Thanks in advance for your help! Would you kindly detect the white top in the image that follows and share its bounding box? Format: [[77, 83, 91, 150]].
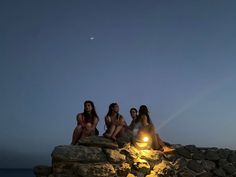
[[133, 121, 143, 136]]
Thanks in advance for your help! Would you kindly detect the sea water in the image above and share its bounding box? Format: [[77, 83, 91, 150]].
[[0, 169, 34, 177]]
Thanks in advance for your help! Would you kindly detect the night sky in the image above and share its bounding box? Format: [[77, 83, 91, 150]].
[[1, 0, 236, 168]]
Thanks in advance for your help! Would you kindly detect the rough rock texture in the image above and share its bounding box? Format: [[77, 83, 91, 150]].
[[34, 136, 236, 177]]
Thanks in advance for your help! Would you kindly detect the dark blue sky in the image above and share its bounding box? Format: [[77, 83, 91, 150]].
[[1, 0, 236, 168]]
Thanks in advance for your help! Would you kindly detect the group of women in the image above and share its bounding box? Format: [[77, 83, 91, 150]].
[[71, 100, 174, 153]]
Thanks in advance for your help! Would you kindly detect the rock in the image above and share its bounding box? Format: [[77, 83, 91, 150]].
[[145, 173, 157, 177], [51, 145, 106, 162], [196, 172, 213, 177], [233, 162, 236, 168], [117, 130, 133, 147], [53, 174, 74, 177], [176, 147, 191, 159], [153, 160, 174, 176], [78, 136, 118, 149], [187, 160, 204, 173], [201, 160, 216, 171], [33, 165, 52, 177], [222, 163, 236, 175], [163, 153, 180, 162], [174, 157, 187, 170], [205, 150, 220, 161], [177, 169, 195, 177], [218, 149, 231, 159], [145, 170, 158, 177], [133, 158, 150, 174], [116, 162, 131, 176], [138, 150, 163, 162], [228, 154, 236, 163], [126, 173, 136, 177], [35, 137, 236, 177], [218, 159, 228, 168], [184, 145, 199, 153], [104, 149, 126, 163], [212, 168, 226, 177], [127, 173, 136, 177], [52, 161, 78, 175], [192, 151, 205, 160], [73, 163, 116, 177]]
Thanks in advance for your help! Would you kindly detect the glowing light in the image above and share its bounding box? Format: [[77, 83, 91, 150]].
[[143, 137, 149, 142]]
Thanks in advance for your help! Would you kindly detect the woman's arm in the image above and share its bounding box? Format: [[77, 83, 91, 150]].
[[119, 115, 127, 127], [105, 116, 111, 127], [91, 117, 99, 130], [76, 114, 85, 127]]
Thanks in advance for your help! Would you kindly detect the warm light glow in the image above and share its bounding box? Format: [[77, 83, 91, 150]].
[[143, 137, 149, 142]]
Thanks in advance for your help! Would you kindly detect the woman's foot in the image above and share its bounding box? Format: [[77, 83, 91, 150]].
[[111, 136, 117, 142], [163, 146, 175, 153]]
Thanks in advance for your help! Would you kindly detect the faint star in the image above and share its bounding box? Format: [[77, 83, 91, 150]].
[[90, 37, 95, 40]]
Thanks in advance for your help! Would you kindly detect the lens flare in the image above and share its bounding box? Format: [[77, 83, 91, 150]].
[[143, 137, 149, 142]]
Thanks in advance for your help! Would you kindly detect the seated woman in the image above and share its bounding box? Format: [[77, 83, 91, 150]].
[[71, 100, 99, 145], [133, 105, 174, 152], [128, 107, 138, 131], [103, 103, 127, 141]]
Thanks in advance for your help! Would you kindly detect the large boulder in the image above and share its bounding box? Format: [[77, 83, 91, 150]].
[[34, 136, 236, 177], [51, 145, 106, 162], [78, 136, 118, 149]]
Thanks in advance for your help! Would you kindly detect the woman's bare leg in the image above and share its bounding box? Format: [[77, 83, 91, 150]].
[[111, 125, 123, 140], [105, 125, 116, 137], [156, 133, 174, 152], [71, 125, 82, 145], [156, 133, 166, 148]]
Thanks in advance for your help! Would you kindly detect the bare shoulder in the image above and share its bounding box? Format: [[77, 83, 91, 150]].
[[76, 113, 83, 121]]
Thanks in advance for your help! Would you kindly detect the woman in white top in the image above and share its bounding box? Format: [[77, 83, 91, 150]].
[[134, 105, 174, 152]]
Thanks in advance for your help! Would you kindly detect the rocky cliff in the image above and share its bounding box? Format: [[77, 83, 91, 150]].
[[34, 136, 236, 177]]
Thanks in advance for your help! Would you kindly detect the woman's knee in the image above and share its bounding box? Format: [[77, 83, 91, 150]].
[[76, 125, 82, 131]]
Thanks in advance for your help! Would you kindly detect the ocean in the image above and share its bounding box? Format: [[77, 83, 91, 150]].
[[0, 169, 34, 177]]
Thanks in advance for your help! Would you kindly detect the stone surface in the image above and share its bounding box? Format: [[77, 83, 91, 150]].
[[74, 163, 116, 177], [104, 149, 126, 163], [222, 163, 236, 175], [218, 159, 228, 167], [187, 160, 204, 173], [196, 172, 213, 177], [174, 157, 187, 170], [153, 160, 174, 176], [218, 148, 231, 159], [228, 154, 236, 163], [176, 147, 191, 159], [205, 150, 220, 161], [116, 162, 131, 176], [78, 136, 118, 149], [201, 160, 216, 171], [184, 145, 199, 153], [51, 145, 106, 162], [177, 169, 195, 177], [212, 168, 226, 177], [35, 136, 236, 177], [192, 151, 205, 160]]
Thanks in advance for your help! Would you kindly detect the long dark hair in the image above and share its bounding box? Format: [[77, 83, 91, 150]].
[[130, 107, 140, 123], [83, 100, 99, 120], [106, 103, 119, 118], [138, 105, 152, 124]]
